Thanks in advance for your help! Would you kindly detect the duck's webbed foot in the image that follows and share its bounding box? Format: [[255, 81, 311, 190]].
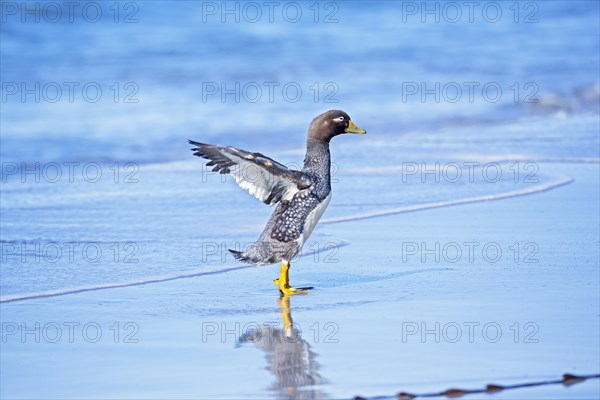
[[273, 261, 313, 296]]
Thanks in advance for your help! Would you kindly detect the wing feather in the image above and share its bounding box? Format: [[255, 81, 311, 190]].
[[189, 140, 311, 205]]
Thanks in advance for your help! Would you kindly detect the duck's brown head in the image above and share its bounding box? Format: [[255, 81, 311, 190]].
[[307, 110, 366, 143]]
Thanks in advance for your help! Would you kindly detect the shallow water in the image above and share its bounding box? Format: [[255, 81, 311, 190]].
[[1, 113, 596, 299], [1, 1, 599, 398], [1, 161, 598, 398]]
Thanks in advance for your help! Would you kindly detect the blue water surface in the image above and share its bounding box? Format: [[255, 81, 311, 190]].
[[1, 2, 600, 399], [1, 1, 598, 163]]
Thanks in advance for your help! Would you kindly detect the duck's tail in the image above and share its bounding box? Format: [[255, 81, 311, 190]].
[[228, 247, 277, 266], [228, 249, 253, 263]]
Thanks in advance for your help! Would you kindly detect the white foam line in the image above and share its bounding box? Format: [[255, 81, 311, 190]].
[[0, 241, 350, 304], [471, 157, 599, 164], [345, 158, 599, 175], [1, 176, 573, 304], [0, 265, 252, 304], [321, 175, 574, 225]]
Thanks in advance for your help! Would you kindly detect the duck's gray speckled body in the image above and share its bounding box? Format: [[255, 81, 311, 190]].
[[242, 140, 332, 264]]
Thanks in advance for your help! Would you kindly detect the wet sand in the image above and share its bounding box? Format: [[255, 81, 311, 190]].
[[1, 162, 598, 399]]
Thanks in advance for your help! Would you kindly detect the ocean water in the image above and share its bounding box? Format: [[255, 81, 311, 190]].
[[1, 1, 599, 300], [1, 2, 600, 398], [1, 1, 598, 163]]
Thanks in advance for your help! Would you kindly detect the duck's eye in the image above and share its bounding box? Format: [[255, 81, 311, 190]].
[[336, 116, 345, 122]]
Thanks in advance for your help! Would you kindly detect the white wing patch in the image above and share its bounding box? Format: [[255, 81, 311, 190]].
[[189, 141, 312, 205], [227, 152, 299, 203]]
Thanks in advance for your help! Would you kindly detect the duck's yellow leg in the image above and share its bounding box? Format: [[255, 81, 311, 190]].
[[273, 261, 312, 296]]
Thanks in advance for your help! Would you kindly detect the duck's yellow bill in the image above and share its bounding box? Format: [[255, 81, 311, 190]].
[[345, 120, 366, 134]]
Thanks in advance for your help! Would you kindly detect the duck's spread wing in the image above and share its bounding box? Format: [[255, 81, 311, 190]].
[[189, 140, 312, 205]]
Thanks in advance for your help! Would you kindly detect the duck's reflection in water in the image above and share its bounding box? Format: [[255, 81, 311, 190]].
[[238, 296, 325, 399]]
